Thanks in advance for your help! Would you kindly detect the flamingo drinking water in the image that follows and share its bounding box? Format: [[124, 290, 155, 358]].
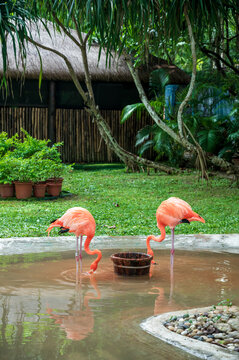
[[47, 207, 102, 274], [146, 197, 205, 263]]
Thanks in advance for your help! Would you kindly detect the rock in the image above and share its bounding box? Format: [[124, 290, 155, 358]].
[[228, 331, 239, 338], [228, 318, 239, 331], [214, 333, 226, 339], [206, 338, 213, 343], [215, 323, 232, 333], [181, 330, 189, 336], [168, 326, 175, 331]]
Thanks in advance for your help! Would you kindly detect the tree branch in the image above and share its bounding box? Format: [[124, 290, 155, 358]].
[[177, 6, 196, 139], [200, 46, 239, 75]]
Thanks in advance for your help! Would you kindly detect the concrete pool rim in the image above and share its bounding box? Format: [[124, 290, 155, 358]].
[[141, 306, 239, 360], [0, 233, 239, 256]]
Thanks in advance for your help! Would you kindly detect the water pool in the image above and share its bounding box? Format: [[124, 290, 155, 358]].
[[0, 249, 238, 360]]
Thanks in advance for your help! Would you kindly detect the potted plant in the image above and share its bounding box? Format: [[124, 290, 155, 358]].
[[46, 161, 71, 197], [12, 158, 37, 199], [32, 158, 54, 198], [0, 157, 15, 198]]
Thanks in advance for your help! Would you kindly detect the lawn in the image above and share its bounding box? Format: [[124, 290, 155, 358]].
[[0, 164, 239, 238]]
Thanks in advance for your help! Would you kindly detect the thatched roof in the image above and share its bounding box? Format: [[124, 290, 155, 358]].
[[0, 22, 190, 84], [0, 22, 138, 82]]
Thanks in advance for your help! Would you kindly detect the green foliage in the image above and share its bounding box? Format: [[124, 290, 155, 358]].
[[217, 299, 233, 308], [135, 123, 184, 166], [10, 129, 51, 158], [45, 160, 73, 180], [121, 92, 184, 166], [11, 157, 37, 182], [0, 130, 66, 183], [0, 157, 18, 184], [0, 132, 19, 158]]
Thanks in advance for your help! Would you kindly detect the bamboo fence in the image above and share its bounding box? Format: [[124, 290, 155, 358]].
[[0, 106, 154, 162]]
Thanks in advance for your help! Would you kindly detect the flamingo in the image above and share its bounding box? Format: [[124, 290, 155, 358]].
[[47, 207, 102, 274], [146, 197, 205, 263]]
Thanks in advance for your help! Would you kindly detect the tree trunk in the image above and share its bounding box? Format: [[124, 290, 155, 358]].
[[27, 31, 175, 174], [125, 19, 239, 177]]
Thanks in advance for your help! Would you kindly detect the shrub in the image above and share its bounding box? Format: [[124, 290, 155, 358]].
[[0, 157, 17, 184]]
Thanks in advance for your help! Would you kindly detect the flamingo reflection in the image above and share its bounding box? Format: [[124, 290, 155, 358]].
[[149, 253, 176, 315], [47, 276, 101, 341]]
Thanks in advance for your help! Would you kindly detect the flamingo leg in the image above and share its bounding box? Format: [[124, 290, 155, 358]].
[[76, 236, 79, 277], [169, 253, 174, 302], [171, 228, 175, 256], [79, 235, 83, 273]]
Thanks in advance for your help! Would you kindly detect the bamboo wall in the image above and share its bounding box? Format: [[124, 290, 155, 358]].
[[0, 106, 153, 163]]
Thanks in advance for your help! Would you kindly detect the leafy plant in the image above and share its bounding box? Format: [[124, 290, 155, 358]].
[[11, 129, 51, 159], [0, 157, 18, 184], [121, 95, 186, 165], [0, 132, 19, 158], [11, 157, 39, 183], [30, 157, 57, 183], [46, 161, 73, 180]]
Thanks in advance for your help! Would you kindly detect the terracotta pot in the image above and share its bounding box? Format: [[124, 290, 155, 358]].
[[46, 178, 63, 197], [33, 183, 47, 198], [0, 183, 14, 198], [111, 252, 153, 276], [14, 182, 33, 199]]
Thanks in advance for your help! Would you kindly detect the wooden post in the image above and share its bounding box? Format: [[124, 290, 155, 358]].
[[48, 81, 56, 144]]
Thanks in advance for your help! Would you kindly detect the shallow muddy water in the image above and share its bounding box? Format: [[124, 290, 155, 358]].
[[0, 249, 238, 360]]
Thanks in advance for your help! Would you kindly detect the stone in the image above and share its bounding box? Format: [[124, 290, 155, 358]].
[[168, 326, 175, 331], [228, 318, 239, 331], [214, 333, 226, 339], [215, 323, 232, 333], [181, 330, 189, 336]]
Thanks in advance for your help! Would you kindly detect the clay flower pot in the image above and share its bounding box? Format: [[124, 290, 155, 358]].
[[14, 182, 33, 199], [0, 183, 14, 198], [46, 178, 63, 197], [111, 252, 153, 276], [33, 182, 47, 198]]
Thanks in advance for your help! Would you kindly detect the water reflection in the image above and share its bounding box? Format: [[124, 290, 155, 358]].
[[0, 250, 238, 360], [46, 276, 101, 341]]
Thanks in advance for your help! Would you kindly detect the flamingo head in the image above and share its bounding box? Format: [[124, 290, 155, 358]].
[[90, 262, 98, 273]]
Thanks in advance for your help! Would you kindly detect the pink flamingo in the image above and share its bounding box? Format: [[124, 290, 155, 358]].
[[47, 207, 102, 274], [146, 197, 205, 263]]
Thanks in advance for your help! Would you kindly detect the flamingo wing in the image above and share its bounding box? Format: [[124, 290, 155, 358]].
[[156, 197, 205, 228]]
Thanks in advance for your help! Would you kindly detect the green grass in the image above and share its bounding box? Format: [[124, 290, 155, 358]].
[[1, 164, 239, 237]]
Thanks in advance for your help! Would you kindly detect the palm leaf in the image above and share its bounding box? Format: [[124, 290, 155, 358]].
[[120, 103, 145, 123]]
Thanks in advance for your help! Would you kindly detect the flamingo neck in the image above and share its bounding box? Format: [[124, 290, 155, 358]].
[[84, 235, 102, 272], [146, 225, 166, 260]]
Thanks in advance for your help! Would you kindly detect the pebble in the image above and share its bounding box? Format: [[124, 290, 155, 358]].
[[164, 306, 239, 353]]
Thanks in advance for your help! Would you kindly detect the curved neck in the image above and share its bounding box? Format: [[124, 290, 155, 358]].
[[84, 235, 102, 265], [146, 225, 166, 257]]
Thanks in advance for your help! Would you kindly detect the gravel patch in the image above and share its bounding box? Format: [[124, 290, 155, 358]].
[[163, 306, 239, 353], [141, 306, 239, 360]]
